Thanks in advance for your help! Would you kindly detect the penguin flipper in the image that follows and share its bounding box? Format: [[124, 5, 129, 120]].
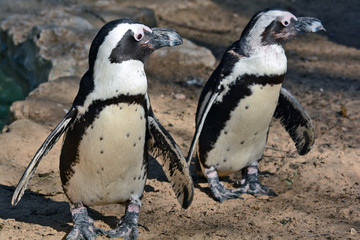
[[186, 90, 220, 165], [186, 47, 245, 165], [11, 107, 77, 206], [147, 107, 194, 209], [273, 88, 315, 155]]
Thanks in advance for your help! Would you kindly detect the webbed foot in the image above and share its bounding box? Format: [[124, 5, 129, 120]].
[[106, 202, 140, 240], [235, 162, 277, 196], [205, 167, 243, 203], [67, 205, 105, 240]]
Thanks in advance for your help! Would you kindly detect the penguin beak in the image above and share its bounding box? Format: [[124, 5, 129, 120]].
[[146, 27, 183, 50], [295, 17, 325, 33]]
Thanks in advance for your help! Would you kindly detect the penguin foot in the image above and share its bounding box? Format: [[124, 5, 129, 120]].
[[209, 180, 243, 203], [235, 180, 277, 196], [67, 206, 105, 240], [106, 203, 140, 240], [235, 164, 277, 196], [205, 167, 243, 203]]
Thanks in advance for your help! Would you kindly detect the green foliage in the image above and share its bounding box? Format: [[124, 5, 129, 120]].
[[0, 70, 25, 129]]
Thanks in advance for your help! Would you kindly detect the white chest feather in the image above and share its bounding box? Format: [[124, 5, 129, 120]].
[[78, 60, 147, 115], [206, 83, 282, 174], [66, 104, 147, 205], [217, 46, 287, 102]]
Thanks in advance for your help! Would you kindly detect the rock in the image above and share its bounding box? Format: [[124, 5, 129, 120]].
[[301, 56, 319, 62], [0, 7, 94, 89], [87, 5, 157, 28], [0, 2, 157, 91], [146, 38, 216, 82], [1, 10, 95, 91], [1, 76, 79, 185], [0, 0, 216, 131], [0, 0, 216, 100], [174, 93, 186, 100], [9, 76, 79, 125]]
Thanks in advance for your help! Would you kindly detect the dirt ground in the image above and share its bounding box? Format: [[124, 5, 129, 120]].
[[0, 0, 360, 239]]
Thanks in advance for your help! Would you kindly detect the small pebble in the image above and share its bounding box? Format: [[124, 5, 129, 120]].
[[174, 93, 186, 100]]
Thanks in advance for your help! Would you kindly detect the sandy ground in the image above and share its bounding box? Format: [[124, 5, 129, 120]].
[[0, 0, 360, 239]]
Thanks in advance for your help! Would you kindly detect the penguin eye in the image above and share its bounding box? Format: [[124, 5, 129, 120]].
[[282, 20, 289, 27], [134, 33, 144, 41]]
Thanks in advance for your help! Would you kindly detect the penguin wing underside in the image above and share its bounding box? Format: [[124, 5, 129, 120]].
[[147, 108, 194, 209], [186, 89, 221, 165], [11, 107, 77, 206], [186, 49, 243, 165], [273, 88, 315, 155]]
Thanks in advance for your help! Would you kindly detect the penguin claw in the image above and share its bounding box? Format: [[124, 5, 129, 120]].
[[106, 223, 138, 240], [207, 174, 243, 202], [106, 217, 138, 240], [67, 206, 105, 240], [205, 167, 243, 202], [106, 204, 140, 240], [212, 187, 243, 203], [235, 180, 278, 197], [66, 224, 105, 240], [233, 163, 278, 197]]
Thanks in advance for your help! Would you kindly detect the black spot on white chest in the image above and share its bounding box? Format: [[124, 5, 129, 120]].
[[202, 83, 282, 172], [79, 103, 147, 163], [61, 99, 148, 205]]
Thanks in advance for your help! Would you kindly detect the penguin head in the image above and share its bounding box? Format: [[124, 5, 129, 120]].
[[88, 19, 182, 70], [73, 19, 183, 105], [240, 9, 324, 52]]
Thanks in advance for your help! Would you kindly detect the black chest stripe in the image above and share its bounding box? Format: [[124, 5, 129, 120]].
[[60, 94, 147, 188], [198, 74, 285, 166]]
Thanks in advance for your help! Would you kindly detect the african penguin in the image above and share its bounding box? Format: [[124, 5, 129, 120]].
[[11, 19, 193, 240], [187, 9, 325, 202]]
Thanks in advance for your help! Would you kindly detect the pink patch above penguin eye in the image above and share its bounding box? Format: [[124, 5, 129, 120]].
[[135, 33, 143, 41], [280, 12, 297, 27], [282, 20, 289, 27]]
